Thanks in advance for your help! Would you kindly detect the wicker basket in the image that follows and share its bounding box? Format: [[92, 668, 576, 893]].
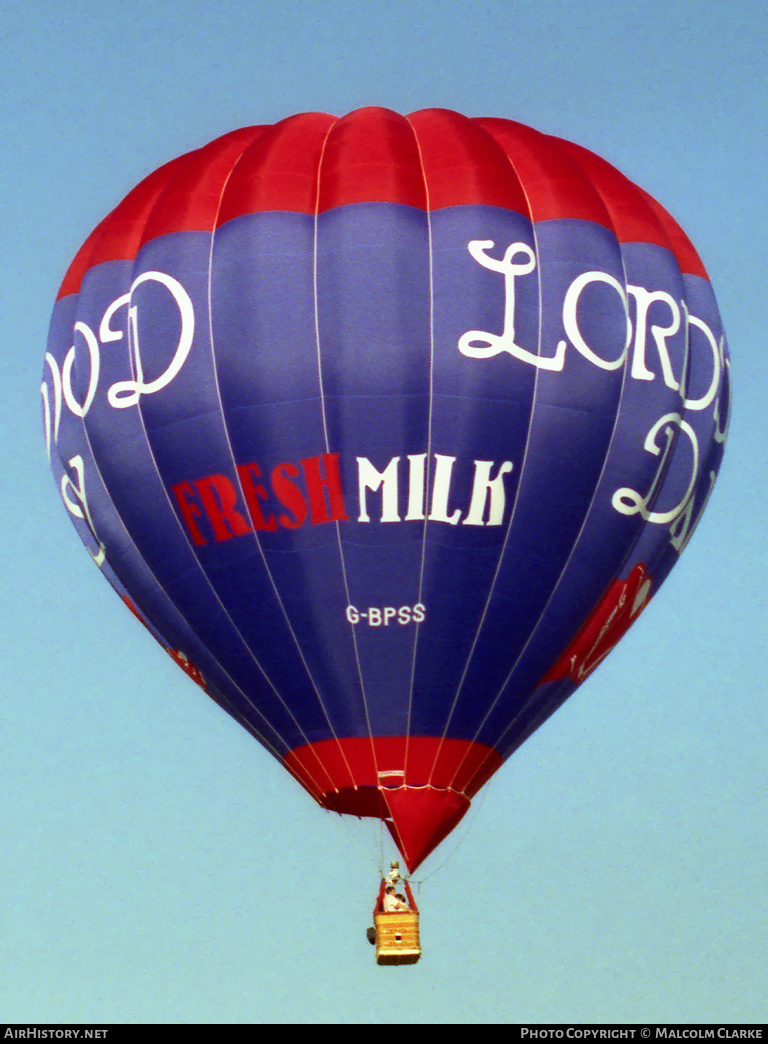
[[374, 911, 421, 965]]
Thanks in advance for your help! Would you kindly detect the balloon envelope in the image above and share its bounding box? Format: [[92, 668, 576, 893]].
[[43, 108, 730, 870]]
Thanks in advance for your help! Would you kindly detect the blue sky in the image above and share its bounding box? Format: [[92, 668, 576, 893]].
[[2, 0, 766, 1025]]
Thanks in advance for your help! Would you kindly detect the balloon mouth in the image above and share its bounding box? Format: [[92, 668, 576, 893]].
[[282, 736, 502, 871], [316, 783, 471, 873]]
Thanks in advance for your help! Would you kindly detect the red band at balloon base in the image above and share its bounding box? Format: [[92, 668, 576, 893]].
[[282, 736, 503, 870]]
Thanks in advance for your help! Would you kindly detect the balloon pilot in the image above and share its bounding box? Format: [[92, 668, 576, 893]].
[[383, 860, 410, 911]]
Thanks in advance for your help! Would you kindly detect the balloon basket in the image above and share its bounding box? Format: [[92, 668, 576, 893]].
[[374, 911, 421, 965]]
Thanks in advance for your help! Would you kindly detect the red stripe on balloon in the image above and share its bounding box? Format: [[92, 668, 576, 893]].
[[56, 108, 712, 300], [317, 107, 426, 211], [216, 112, 336, 223]]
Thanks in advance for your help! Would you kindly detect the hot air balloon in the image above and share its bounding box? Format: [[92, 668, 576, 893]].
[[42, 109, 730, 949]]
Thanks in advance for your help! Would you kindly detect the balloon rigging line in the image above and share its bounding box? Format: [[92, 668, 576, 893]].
[[406, 115, 436, 774], [412, 777, 493, 886]]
